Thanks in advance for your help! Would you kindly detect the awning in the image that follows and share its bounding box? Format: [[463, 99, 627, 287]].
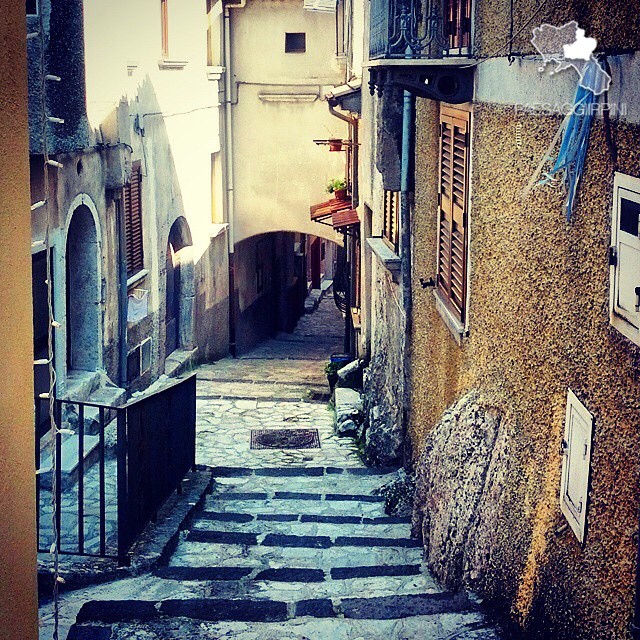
[[310, 197, 359, 230], [326, 80, 362, 115], [310, 197, 352, 222], [332, 208, 359, 229]]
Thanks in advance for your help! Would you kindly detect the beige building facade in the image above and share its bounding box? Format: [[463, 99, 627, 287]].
[[212, 0, 347, 353], [0, 1, 39, 638]]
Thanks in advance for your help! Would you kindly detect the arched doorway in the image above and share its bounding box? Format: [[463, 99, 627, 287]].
[[66, 204, 100, 372], [165, 217, 193, 357]]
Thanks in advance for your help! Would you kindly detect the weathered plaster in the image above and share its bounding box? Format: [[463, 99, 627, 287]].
[[0, 2, 39, 637], [410, 93, 640, 638]]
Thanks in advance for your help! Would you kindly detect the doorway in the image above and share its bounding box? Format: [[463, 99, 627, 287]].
[[165, 217, 193, 357], [65, 204, 100, 372]]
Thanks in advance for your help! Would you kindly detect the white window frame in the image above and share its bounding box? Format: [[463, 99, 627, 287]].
[[27, 0, 39, 16], [560, 389, 594, 545], [610, 172, 640, 347]]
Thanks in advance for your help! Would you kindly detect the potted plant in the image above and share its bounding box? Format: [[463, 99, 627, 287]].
[[328, 138, 344, 152], [326, 177, 348, 201], [325, 353, 351, 391], [325, 360, 342, 392]]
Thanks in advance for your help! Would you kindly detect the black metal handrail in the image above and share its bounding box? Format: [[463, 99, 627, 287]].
[[369, 0, 470, 60], [35, 374, 196, 564]]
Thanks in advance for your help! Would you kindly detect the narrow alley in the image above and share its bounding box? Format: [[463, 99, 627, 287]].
[[39, 296, 505, 640]]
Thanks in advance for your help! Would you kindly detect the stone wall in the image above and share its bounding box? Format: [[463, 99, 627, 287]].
[[412, 392, 525, 605], [409, 95, 640, 638], [362, 262, 405, 466]]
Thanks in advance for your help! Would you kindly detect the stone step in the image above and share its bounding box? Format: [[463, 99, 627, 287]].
[[38, 434, 101, 490], [72, 591, 477, 626], [154, 563, 424, 583], [151, 566, 440, 601], [68, 615, 503, 640], [198, 511, 410, 525], [211, 491, 385, 503], [203, 496, 387, 518], [211, 470, 394, 495], [185, 529, 422, 549], [193, 513, 411, 538], [168, 540, 425, 570]]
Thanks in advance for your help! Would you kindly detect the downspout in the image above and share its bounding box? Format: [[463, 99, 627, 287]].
[[400, 89, 414, 466], [223, 5, 237, 357], [328, 103, 357, 357], [116, 195, 128, 388]]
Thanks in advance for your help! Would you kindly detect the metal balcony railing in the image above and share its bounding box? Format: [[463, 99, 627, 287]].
[[369, 0, 471, 60]]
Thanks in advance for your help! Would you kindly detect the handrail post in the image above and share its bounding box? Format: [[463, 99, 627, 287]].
[[116, 408, 130, 566]]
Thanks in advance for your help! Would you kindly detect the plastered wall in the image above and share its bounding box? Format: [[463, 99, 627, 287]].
[[411, 93, 640, 637], [229, 0, 346, 245], [0, 1, 39, 637]]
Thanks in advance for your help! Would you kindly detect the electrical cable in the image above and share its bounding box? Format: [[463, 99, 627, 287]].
[[35, 7, 64, 638], [462, 0, 553, 68]]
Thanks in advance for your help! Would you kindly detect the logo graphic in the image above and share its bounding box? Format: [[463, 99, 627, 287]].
[[531, 21, 611, 95]]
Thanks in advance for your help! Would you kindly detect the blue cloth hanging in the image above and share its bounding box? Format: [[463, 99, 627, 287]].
[[539, 61, 599, 221]]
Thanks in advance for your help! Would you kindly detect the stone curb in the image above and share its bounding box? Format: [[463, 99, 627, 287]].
[[37, 469, 214, 599]]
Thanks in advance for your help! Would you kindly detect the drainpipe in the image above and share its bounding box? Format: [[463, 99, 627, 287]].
[[328, 103, 357, 356], [223, 5, 237, 356], [400, 89, 414, 465], [116, 195, 128, 388], [633, 521, 640, 639]]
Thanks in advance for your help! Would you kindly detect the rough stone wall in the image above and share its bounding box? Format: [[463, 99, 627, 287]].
[[412, 392, 525, 601], [363, 262, 405, 466], [410, 95, 640, 639], [474, 0, 640, 59]]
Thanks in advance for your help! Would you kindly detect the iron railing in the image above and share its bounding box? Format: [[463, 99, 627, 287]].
[[369, 0, 470, 60], [36, 374, 196, 564]]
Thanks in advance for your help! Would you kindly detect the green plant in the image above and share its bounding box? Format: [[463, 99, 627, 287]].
[[324, 360, 343, 376], [326, 177, 347, 194]]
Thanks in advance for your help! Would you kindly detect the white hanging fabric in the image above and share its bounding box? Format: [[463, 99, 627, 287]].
[[127, 288, 149, 323], [303, 0, 337, 12]]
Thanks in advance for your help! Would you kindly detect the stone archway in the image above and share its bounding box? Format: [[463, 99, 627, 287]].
[[165, 217, 194, 357], [65, 204, 100, 372]]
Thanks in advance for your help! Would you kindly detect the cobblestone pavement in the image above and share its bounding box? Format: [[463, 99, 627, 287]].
[[195, 294, 358, 469], [43, 295, 506, 640]]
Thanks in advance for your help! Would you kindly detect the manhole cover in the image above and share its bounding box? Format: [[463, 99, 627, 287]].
[[250, 429, 321, 450]]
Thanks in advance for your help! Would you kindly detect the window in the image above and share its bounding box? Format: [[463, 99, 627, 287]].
[[123, 162, 144, 277], [26, 0, 38, 15], [610, 172, 640, 346], [560, 390, 594, 544], [436, 105, 470, 326], [382, 190, 400, 253], [161, 0, 169, 59], [445, 0, 471, 51], [285, 33, 306, 53]]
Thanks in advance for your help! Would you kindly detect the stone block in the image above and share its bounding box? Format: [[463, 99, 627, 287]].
[[334, 387, 364, 436], [336, 358, 364, 389]]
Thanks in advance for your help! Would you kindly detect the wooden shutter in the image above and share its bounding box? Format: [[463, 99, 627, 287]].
[[383, 190, 400, 253], [161, 0, 169, 58], [124, 163, 144, 277], [445, 0, 471, 50], [437, 106, 469, 324]]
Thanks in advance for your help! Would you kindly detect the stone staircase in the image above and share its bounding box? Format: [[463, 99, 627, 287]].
[[67, 466, 504, 640]]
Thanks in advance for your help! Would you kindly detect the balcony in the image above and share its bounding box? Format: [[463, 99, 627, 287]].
[[369, 0, 471, 61]]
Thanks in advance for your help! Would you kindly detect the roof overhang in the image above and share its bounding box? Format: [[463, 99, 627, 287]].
[[326, 79, 362, 115]]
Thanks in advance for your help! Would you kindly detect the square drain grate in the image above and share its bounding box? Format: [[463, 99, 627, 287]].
[[250, 428, 321, 450]]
